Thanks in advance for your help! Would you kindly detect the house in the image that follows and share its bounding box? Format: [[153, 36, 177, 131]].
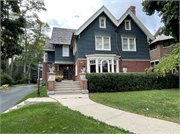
[[149, 27, 175, 67], [41, 5, 154, 83]]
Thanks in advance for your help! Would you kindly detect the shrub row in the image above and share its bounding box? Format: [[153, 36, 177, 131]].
[[86, 73, 179, 92], [1, 73, 14, 86]]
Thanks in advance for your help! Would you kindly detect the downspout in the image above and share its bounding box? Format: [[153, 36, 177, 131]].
[[115, 27, 122, 72]]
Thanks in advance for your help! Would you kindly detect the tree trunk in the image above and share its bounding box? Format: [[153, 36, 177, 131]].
[[10, 56, 14, 75], [6, 58, 9, 74]]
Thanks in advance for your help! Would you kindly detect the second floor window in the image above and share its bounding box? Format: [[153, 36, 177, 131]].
[[99, 17, 106, 28], [63, 45, 69, 57], [122, 37, 136, 51], [125, 20, 131, 30], [95, 36, 111, 51]]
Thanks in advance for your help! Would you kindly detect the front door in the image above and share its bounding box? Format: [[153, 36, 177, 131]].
[[60, 65, 73, 80]]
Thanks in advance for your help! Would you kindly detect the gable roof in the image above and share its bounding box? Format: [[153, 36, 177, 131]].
[[150, 34, 174, 45], [44, 38, 55, 51], [74, 5, 154, 40], [50, 27, 76, 45]]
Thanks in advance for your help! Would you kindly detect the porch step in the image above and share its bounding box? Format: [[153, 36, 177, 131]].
[[54, 90, 82, 94], [54, 81, 82, 95]]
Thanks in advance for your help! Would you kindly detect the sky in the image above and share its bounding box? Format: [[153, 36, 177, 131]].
[[37, 0, 164, 38]]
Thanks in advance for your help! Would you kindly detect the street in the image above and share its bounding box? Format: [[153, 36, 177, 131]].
[[0, 85, 37, 113]]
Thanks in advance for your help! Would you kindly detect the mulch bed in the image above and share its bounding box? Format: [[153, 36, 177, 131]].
[[0, 89, 12, 92]]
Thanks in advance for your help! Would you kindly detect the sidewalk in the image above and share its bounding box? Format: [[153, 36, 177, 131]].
[[49, 94, 180, 134]]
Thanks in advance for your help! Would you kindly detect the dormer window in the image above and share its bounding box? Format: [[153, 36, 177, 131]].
[[125, 20, 131, 30], [99, 17, 106, 28]]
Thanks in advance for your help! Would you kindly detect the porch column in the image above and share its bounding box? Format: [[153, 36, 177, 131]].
[[116, 60, 119, 72], [87, 59, 90, 73], [108, 60, 110, 73], [96, 58, 98, 73], [112, 58, 114, 73]]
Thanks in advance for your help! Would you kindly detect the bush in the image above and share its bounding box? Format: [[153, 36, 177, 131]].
[[40, 81, 47, 86], [86, 73, 179, 93], [1, 73, 14, 86]]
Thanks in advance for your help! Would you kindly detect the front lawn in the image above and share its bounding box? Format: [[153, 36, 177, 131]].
[[89, 89, 179, 123], [15, 86, 48, 105], [1, 103, 132, 133]]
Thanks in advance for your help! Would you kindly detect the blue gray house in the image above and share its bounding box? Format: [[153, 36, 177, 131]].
[[42, 5, 154, 81]]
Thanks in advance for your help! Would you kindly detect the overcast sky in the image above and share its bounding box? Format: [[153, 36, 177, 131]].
[[37, 0, 164, 38]]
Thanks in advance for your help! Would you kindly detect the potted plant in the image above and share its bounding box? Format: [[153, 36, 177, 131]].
[[55, 75, 63, 82], [81, 66, 86, 73], [123, 65, 127, 73], [49, 65, 55, 73]]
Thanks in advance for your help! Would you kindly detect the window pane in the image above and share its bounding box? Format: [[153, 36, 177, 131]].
[[126, 22, 129, 29], [63, 46, 69, 56], [114, 65, 116, 72], [123, 38, 128, 50], [101, 19, 104, 27], [90, 65, 96, 73], [96, 37, 102, 49], [170, 40, 174, 45], [104, 38, 109, 49], [102, 61, 108, 72], [163, 42, 169, 47], [130, 39, 134, 50]]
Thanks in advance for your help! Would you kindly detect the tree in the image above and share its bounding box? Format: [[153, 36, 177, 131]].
[[142, 1, 179, 76], [142, 1, 179, 41]]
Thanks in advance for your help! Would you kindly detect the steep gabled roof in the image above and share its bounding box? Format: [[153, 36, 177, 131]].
[[74, 5, 154, 40], [44, 38, 55, 51], [50, 27, 76, 45]]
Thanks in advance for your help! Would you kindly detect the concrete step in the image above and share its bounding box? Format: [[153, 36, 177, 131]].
[[55, 85, 81, 88], [54, 90, 82, 94], [54, 87, 81, 90], [55, 82, 80, 85], [54, 88, 82, 91]]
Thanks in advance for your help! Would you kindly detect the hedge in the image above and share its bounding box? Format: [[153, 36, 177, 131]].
[[86, 73, 179, 92]]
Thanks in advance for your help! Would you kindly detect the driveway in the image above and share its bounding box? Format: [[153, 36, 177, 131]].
[[0, 85, 37, 113]]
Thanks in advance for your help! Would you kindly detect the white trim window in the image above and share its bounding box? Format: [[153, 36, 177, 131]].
[[95, 36, 111, 51], [99, 17, 106, 28], [125, 20, 131, 30], [122, 37, 136, 51], [63, 45, 69, 57], [44, 52, 48, 62]]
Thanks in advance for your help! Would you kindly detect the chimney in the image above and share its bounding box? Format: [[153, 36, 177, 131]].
[[129, 6, 136, 15]]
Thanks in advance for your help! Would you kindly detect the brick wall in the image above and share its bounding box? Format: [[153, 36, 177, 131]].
[[121, 60, 150, 72], [47, 81, 55, 91], [75, 60, 87, 81]]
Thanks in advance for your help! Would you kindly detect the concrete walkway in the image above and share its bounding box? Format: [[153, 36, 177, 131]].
[[49, 94, 180, 134]]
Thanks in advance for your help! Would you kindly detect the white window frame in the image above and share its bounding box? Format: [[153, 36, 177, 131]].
[[99, 17, 106, 28], [122, 37, 136, 51], [125, 20, 131, 30], [95, 36, 111, 51], [75, 64, 77, 76], [62, 45, 69, 57]]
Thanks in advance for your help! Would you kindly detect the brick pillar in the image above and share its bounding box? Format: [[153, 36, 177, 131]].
[[42, 62, 47, 81], [47, 72, 56, 95], [79, 73, 89, 94]]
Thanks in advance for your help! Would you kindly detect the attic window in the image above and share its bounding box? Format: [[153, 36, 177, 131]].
[[99, 17, 106, 28], [125, 20, 131, 30]]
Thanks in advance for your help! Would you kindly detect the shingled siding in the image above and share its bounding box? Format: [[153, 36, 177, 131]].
[[55, 45, 73, 61], [118, 15, 150, 60], [48, 51, 55, 62], [75, 13, 150, 63], [75, 12, 117, 63]]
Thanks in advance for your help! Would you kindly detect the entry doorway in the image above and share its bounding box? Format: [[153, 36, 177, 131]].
[[59, 65, 73, 80]]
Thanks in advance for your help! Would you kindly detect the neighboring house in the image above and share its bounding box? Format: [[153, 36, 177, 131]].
[[42, 5, 154, 82], [149, 27, 175, 67]]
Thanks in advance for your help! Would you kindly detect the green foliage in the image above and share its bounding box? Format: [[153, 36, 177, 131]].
[[1, 73, 14, 86], [40, 81, 47, 86], [0, 84, 9, 89], [142, 1, 179, 41], [146, 43, 179, 76], [86, 73, 179, 93]]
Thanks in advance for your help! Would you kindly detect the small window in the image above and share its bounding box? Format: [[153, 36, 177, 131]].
[[163, 42, 170, 47], [150, 44, 157, 51], [99, 17, 106, 28], [95, 36, 111, 51], [125, 20, 131, 30], [122, 37, 136, 51], [63, 45, 69, 57]]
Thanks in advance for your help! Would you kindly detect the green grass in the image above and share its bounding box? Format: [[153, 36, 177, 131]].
[[15, 86, 48, 105], [1, 103, 132, 133], [89, 89, 180, 123], [8, 83, 34, 90]]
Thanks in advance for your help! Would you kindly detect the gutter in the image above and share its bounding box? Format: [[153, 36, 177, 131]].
[[115, 27, 122, 72]]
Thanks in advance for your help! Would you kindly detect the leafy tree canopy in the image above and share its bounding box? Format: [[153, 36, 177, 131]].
[[142, 0, 179, 41]]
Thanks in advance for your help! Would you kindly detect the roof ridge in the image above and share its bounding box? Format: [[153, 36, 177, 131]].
[[53, 27, 76, 30]]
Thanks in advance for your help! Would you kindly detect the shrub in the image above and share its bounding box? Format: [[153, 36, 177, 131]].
[[86, 73, 179, 93], [40, 81, 47, 86], [0, 84, 9, 89], [1, 73, 14, 85]]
